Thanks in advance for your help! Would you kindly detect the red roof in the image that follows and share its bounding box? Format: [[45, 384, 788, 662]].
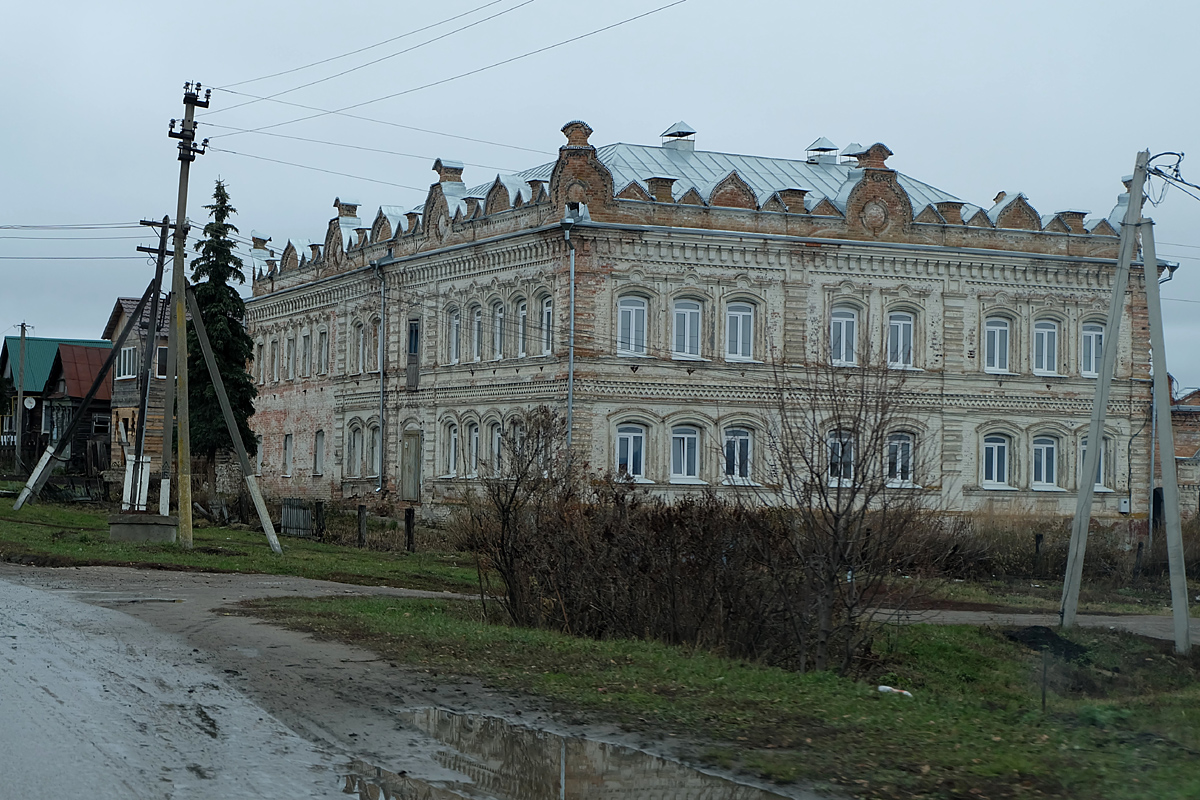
[[56, 344, 112, 402]]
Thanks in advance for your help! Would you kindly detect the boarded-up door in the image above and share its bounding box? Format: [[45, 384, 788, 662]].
[[401, 430, 422, 502]]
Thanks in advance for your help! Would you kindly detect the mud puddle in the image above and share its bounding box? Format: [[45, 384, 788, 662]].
[[342, 707, 789, 799]]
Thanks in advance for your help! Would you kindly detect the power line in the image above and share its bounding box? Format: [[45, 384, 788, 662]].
[[210, 0, 690, 140], [0, 256, 147, 261], [221, 0, 513, 89], [206, 146, 427, 192], [0, 234, 148, 240], [210, 0, 537, 116], [0, 223, 143, 230]]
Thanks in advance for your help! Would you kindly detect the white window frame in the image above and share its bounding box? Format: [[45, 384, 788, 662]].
[[1080, 437, 1108, 490], [830, 307, 857, 367], [1032, 436, 1058, 489], [317, 330, 329, 375], [541, 297, 553, 355], [1081, 323, 1103, 378], [116, 346, 138, 380], [616, 425, 646, 480], [446, 424, 459, 477], [517, 302, 527, 358], [887, 312, 914, 369], [313, 430, 325, 475], [1033, 319, 1058, 375], [984, 318, 1010, 373], [472, 308, 482, 362], [618, 297, 647, 356], [490, 423, 503, 474], [466, 422, 479, 476], [982, 434, 1010, 487], [726, 303, 754, 361], [672, 300, 702, 359], [450, 311, 461, 364], [723, 427, 752, 483], [886, 432, 917, 487], [828, 429, 855, 486], [670, 425, 701, 482], [492, 304, 504, 360]]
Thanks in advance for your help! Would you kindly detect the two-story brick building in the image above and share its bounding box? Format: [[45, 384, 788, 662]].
[[244, 120, 1163, 520]]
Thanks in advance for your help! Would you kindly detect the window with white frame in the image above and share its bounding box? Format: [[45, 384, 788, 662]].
[[887, 432, 915, 486], [317, 330, 329, 374], [984, 318, 1009, 373], [616, 425, 646, 479], [726, 303, 753, 361], [541, 297, 553, 355], [1032, 436, 1057, 488], [517, 302, 527, 357], [492, 303, 504, 359], [830, 307, 857, 366], [828, 430, 855, 484], [982, 434, 1009, 486], [672, 300, 701, 358], [888, 312, 914, 368], [283, 433, 293, 476], [472, 307, 482, 361], [115, 346, 139, 380], [618, 297, 647, 355], [490, 423, 503, 474], [301, 333, 312, 377], [671, 426, 700, 480], [467, 422, 479, 476], [313, 430, 325, 475], [1080, 437, 1106, 489], [1033, 320, 1058, 375], [1081, 323, 1103, 378], [346, 426, 363, 478], [450, 311, 461, 364], [366, 425, 380, 477], [446, 423, 459, 477], [724, 427, 752, 481]]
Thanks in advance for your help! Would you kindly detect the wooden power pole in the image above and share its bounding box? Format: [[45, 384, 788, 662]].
[[167, 82, 209, 549]]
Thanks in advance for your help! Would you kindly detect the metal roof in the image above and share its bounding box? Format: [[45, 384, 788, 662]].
[[1, 336, 111, 395], [102, 297, 171, 340], [51, 343, 112, 401], [661, 121, 696, 138]]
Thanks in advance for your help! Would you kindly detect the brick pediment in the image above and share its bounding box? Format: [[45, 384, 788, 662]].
[[707, 171, 758, 210]]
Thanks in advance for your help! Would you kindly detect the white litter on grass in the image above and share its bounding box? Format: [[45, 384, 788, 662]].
[[878, 685, 914, 698]]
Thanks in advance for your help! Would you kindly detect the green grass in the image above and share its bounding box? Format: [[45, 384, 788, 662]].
[[240, 595, 1200, 799], [935, 577, 1200, 618], [0, 502, 478, 594]]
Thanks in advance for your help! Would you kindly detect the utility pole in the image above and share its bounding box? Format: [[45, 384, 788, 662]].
[[1061, 151, 1147, 628], [15, 322, 26, 474], [167, 82, 209, 548], [131, 217, 172, 512]]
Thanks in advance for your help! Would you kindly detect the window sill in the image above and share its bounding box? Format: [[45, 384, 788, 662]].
[[725, 356, 762, 364], [617, 475, 653, 484], [831, 361, 858, 368], [437, 474, 458, 480], [1032, 371, 1061, 378], [981, 483, 1018, 491], [115, 376, 137, 381], [670, 354, 708, 362], [721, 477, 761, 487], [1032, 485, 1066, 492], [888, 365, 923, 372], [984, 369, 1017, 376], [670, 477, 707, 485], [886, 480, 922, 489], [618, 351, 652, 358], [1093, 486, 1114, 494], [827, 479, 856, 488]]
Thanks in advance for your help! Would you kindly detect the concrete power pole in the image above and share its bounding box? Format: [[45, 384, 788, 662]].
[[15, 322, 26, 474], [167, 82, 209, 549]]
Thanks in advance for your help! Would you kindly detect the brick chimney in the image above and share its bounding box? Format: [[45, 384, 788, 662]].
[[1056, 210, 1089, 234], [852, 143, 893, 170], [334, 197, 360, 218], [433, 158, 464, 183], [776, 188, 809, 213], [405, 212, 420, 233], [646, 176, 677, 203], [936, 201, 965, 225], [561, 120, 593, 148], [308, 243, 322, 261], [527, 179, 547, 201], [250, 231, 271, 250]]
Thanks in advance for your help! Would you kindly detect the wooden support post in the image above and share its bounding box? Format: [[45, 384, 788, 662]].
[[405, 507, 415, 552], [357, 505, 367, 548]]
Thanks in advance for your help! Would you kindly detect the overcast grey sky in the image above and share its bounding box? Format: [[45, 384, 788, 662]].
[[3, 0, 1199, 384]]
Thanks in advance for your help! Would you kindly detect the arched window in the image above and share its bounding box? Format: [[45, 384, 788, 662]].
[[1033, 319, 1058, 375], [1033, 436, 1057, 488], [830, 306, 857, 366], [1080, 437, 1107, 489], [346, 425, 363, 478], [517, 301, 528, 358], [982, 434, 1009, 486], [492, 303, 505, 359], [671, 426, 700, 480], [828, 429, 855, 484], [726, 303, 754, 361], [489, 422, 503, 474], [887, 432, 915, 486], [1082, 323, 1104, 377], [887, 312, 914, 368], [449, 310, 461, 364], [540, 296, 553, 355], [984, 318, 1010, 373], [466, 422, 480, 476], [616, 425, 646, 478], [370, 318, 381, 371], [352, 322, 366, 374], [672, 300, 701, 358], [366, 424, 381, 477], [471, 306, 483, 362], [724, 427, 752, 481], [446, 423, 459, 477], [618, 297, 647, 355]]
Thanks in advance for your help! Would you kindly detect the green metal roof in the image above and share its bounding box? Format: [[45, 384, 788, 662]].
[[1, 336, 111, 394]]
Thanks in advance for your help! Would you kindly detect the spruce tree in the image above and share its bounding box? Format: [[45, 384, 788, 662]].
[[186, 179, 257, 460]]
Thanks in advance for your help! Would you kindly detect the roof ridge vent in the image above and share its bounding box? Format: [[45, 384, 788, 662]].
[[661, 121, 696, 152], [806, 137, 838, 165]]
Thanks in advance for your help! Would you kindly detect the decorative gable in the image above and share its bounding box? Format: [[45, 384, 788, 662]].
[[616, 181, 652, 201], [914, 204, 946, 224], [810, 197, 843, 218], [485, 178, 511, 215], [707, 171, 758, 209], [678, 187, 705, 206]]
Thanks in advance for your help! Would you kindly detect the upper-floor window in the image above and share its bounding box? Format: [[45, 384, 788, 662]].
[[449, 311, 461, 364], [1032, 436, 1057, 488], [673, 300, 701, 358], [616, 424, 646, 479], [116, 346, 138, 380], [492, 303, 505, 359], [541, 297, 553, 355], [472, 307, 482, 362], [830, 307, 857, 366], [155, 346, 168, 379], [671, 426, 700, 480], [301, 333, 312, 377], [888, 312, 914, 369], [371, 318, 382, 371], [352, 322, 366, 374], [984, 318, 1009, 373], [726, 303, 753, 361], [256, 343, 265, 384], [271, 340, 280, 382], [724, 427, 752, 482], [286, 337, 296, 380], [618, 297, 647, 355], [517, 301, 528, 358], [1081, 323, 1103, 378], [982, 434, 1009, 486], [1033, 320, 1058, 375], [317, 330, 329, 374], [828, 430, 855, 484], [887, 432, 915, 486]]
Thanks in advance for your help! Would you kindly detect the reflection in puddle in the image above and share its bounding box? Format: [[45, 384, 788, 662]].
[[342, 708, 789, 799]]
